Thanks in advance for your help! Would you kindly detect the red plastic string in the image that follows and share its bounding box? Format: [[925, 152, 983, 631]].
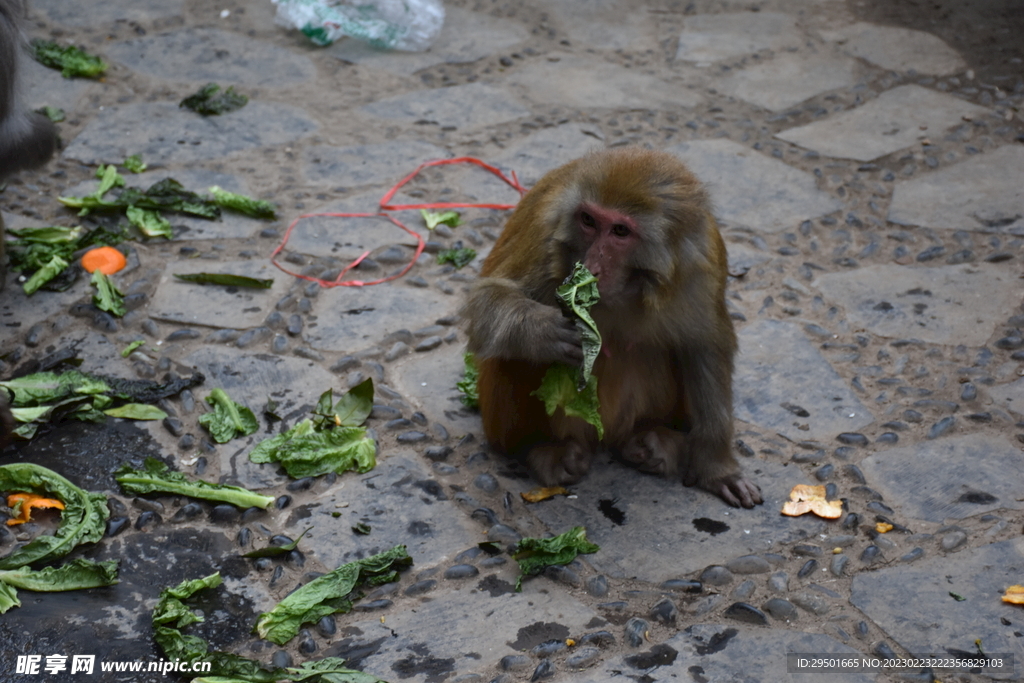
[[270, 212, 424, 288], [379, 156, 527, 211], [271, 157, 527, 289]]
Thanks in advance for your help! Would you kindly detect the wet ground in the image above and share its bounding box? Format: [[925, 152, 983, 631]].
[[2, 0, 1024, 682]]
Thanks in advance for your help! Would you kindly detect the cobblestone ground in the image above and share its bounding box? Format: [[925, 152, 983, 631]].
[[2, 1, 1024, 682]]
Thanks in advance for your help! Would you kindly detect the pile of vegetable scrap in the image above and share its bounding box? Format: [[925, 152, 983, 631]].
[[512, 526, 599, 591], [0, 464, 117, 614], [0, 368, 203, 440]]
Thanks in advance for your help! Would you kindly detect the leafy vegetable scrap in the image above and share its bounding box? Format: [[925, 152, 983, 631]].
[[32, 39, 107, 79], [457, 353, 479, 409], [174, 273, 274, 289], [153, 572, 389, 683], [255, 545, 412, 645], [6, 223, 128, 294], [199, 388, 259, 444], [91, 270, 126, 317], [60, 176, 221, 219], [209, 186, 277, 219], [249, 379, 376, 479], [116, 458, 274, 510], [436, 246, 476, 269], [123, 154, 147, 173], [180, 83, 249, 116], [420, 209, 460, 230], [512, 526, 599, 592]]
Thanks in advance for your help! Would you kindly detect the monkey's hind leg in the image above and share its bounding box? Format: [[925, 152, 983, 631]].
[[619, 426, 685, 478], [525, 440, 592, 486]]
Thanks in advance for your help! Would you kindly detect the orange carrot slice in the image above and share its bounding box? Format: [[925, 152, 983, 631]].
[[81, 246, 126, 275]]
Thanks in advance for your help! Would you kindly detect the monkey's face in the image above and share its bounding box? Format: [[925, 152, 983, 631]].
[[575, 202, 641, 300]]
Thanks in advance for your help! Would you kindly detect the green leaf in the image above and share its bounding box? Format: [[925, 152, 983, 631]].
[[0, 370, 109, 406], [555, 262, 602, 389], [6, 225, 82, 244], [0, 580, 19, 613], [94, 164, 126, 197], [0, 463, 109, 570], [104, 403, 168, 420], [456, 353, 479, 409], [435, 247, 476, 269], [174, 273, 274, 289], [59, 178, 221, 220], [121, 340, 146, 357], [255, 546, 412, 645], [285, 658, 389, 682], [32, 39, 107, 78], [512, 526, 599, 591], [126, 206, 172, 239], [420, 209, 460, 230], [116, 457, 274, 509], [331, 378, 374, 427], [209, 186, 276, 219], [91, 269, 126, 317], [0, 558, 118, 596], [123, 154, 147, 173], [532, 364, 603, 440], [22, 254, 69, 295], [38, 105, 65, 122], [351, 523, 371, 536], [180, 83, 248, 116], [249, 420, 375, 479], [242, 527, 312, 558], [199, 388, 259, 443]]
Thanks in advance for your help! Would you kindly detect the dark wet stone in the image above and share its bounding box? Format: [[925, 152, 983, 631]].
[[545, 565, 583, 588], [927, 416, 956, 438], [731, 580, 755, 600], [106, 516, 130, 537], [873, 641, 896, 658], [599, 601, 628, 613], [763, 597, 799, 621], [797, 559, 819, 578], [312, 615, 336, 638], [171, 502, 203, 523], [397, 431, 428, 443], [298, 631, 317, 654], [916, 245, 946, 261], [960, 382, 977, 401], [836, 432, 868, 446], [271, 650, 293, 668], [579, 631, 615, 649], [625, 618, 651, 647], [235, 527, 252, 548], [132, 497, 165, 514], [860, 545, 881, 564], [135, 510, 161, 531], [444, 564, 480, 580], [208, 504, 241, 525], [275, 495, 291, 509], [410, 411, 428, 426], [424, 445, 452, 461], [287, 314, 303, 336], [585, 574, 609, 597], [814, 463, 834, 481], [565, 646, 600, 670], [167, 328, 201, 341], [903, 409, 924, 423], [385, 418, 413, 431], [830, 554, 848, 576], [726, 555, 770, 574], [163, 416, 184, 437], [724, 602, 768, 625], [237, 327, 272, 348], [455, 547, 484, 564], [530, 660, 555, 682], [207, 329, 241, 344], [661, 578, 702, 593], [500, 654, 531, 672], [404, 579, 437, 596], [700, 565, 733, 586], [531, 640, 566, 658], [330, 356, 359, 373], [833, 446, 855, 459], [900, 547, 924, 562], [876, 432, 898, 444], [352, 599, 392, 611], [473, 473, 499, 492]]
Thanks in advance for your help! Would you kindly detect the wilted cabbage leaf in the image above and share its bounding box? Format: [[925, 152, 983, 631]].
[[174, 273, 274, 289], [22, 255, 69, 295], [436, 246, 476, 269], [91, 270, 126, 317], [116, 457, 274, 509], [512, 526, 599, 591], [126, 206, 172, 239], [457, 353, 479, 409], [0, 559, 118, 614], [199, 388, 259, 443], [32, 39, 107, 78], [531, 364, 603, 440], [555, 261, 601, 388], [209, 186, 277, 219], [420, 209, 460, 230], [123, 154, 147, 173], [180, 83, 248, 116]]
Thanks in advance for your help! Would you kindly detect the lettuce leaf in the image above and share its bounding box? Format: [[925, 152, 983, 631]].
[[91, 270, 126, 317], [115, 457, 274, 509], [199, 388, 259, 443], [32, 39, 107, 78], [555, 262, 602, 388], [0, 559, 118, 613], [456, 353, 479, 409], [531, 364, 603, 440], [22, 255, 69, 295], [512, 526, 599, 591], [126, 206, 172, 239], [209, 186, 276, 219]]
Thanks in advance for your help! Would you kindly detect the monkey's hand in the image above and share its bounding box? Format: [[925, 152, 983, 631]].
[[526, 440, 592, 486]]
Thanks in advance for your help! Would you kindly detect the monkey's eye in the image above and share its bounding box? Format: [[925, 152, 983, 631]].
[[611, 224, 631, 237], [580, 212, 596, 227]]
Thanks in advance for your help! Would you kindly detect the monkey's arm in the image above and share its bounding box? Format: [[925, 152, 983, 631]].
[[463, 277, 582, 366]]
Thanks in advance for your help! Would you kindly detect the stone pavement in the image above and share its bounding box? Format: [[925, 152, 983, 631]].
[[1, 0, 1023, 682]]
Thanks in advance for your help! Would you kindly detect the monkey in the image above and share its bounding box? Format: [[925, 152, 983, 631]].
[[0, 0, 58, 446], [462, 147, 762, 508]]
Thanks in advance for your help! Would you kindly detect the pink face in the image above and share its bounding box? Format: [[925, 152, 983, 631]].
[[578, 203, 639, 298]]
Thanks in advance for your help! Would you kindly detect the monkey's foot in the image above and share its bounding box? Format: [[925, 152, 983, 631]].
[[685, 472, 763, 509], [620, 427, 682, 478], [526, 441, 592, 486]]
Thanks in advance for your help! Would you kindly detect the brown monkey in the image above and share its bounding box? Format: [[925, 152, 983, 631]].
[[463, 147, 761, 508]]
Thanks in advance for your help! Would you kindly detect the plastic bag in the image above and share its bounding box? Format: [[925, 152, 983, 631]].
[[272, 0, 445, 51]]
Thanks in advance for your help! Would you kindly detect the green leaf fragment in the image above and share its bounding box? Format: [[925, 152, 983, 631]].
[[255, 545, 412, 645], [555, 262, 602, 389], [104, 403, 167, 420], [6, 225, 83, 244], [209, 186, 277, 219], [249, 420, 376, 479], [512, 526, 599, 591], [38, 105, 65, 122], [174, 273, 274, 289], [435, 247, 476, 269], [126, 206, 172, 239], [532, 364, 603, 440], [199, 388, 259, 443], [180, 83, 248, 116], [0, 559, 118, 613], [420, 209, 460, 230], [121, 340, 146, 357], [457, 353, 479, 409], [22, 255, 69, 295], [123, 154, 147, 173], [116, 457, 274, 509], [94, 164, 126, 196], [351, 523, 371, 536], [91, 269, 126, 317], [32, 39, 107, 78]]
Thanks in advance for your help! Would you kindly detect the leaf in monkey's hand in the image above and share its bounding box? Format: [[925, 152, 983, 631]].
[[555, 262, 601, 390], [532, 364, 603, 440]]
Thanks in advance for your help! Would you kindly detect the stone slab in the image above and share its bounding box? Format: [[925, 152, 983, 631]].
[[106, 28, 317, 86], [390, 340, 482, 438], [526, 458, 825, 582], [63, 101, 318, 166], [548, 0, 658, 51], [668, 139, 843, 232], [32, 0, 182, 25], [307, 452, 480, 570], [733, 319, 873, 441], [726, 241, 773, 275], [148, 259, 290, 329], [491, 123, 604, 188], [281, 191, 416, 261], [360, 83, 531, 130], [776, 84, 990, 162], [888, 145, 1024, 230], [812, 263, 1018, 346], [718, 51, 859, 111], [858, 435, 1024, 524], [593, 626, 876, 682], [675, 12, 803, 64], [63, 168, 261, 240], [23, 58, 89, 113], [851, 537, 1024, 674], [988, 377, 1024, 416], [821, 22, 966, 76], [303, 283, 458, 353], [303, 141, 450, 188], [330, 6, 529, 76], [506, 54, 703, 112], [334, 585, 599, 683]]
